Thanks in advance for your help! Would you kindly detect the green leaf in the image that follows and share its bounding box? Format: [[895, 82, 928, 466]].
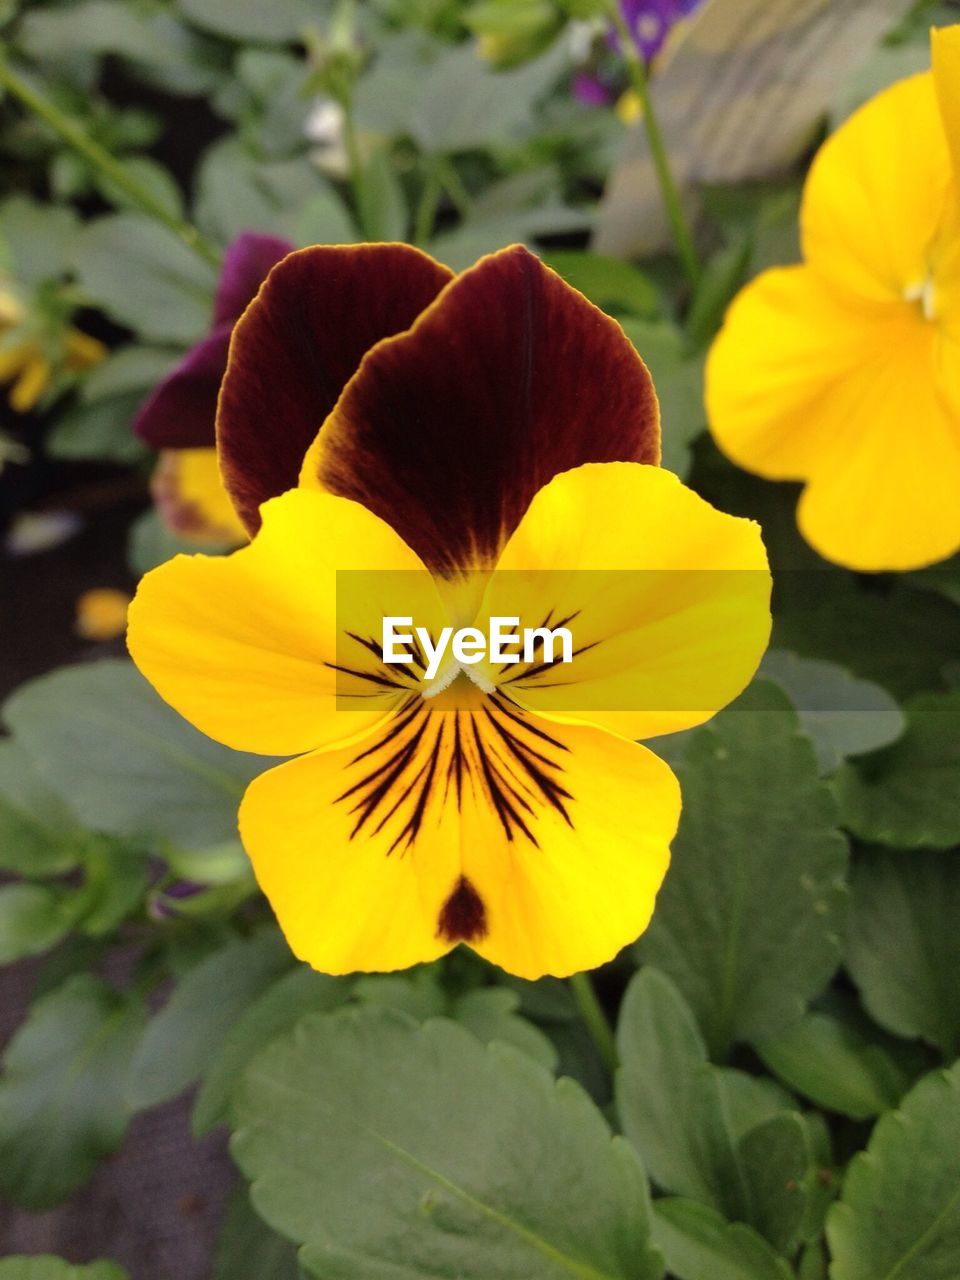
[[452, 988, 558, 1070], [755, 1010, 908, 1120], [127, 507, 212, 575], [0, 883, 77, 964], [0, 1260, 128, 1280], [194, 967, 349, 1133], [826, 1060, 960, 1280], [684, 240, 751, 349], [637, 682, 849, 1055], [0, 740, 82, 876], [0, 975, 145, 1209], [773, 577, 960, 700], [215, 1185, 301, 1280], [0, 196, 80, 286], [616, 968, 808, 1248], [95, 156, 185, 221], [652, 1200, 793, 1280], [356, 40, 566, 154], [620, 318, 705, 478], [234, 1006, 664, 1279], [356, 148, 408, 243], [179, 0, 324, 41], [81, 345, 181, 403], [128, 928, 292, 1111], [291, 190, 358, 247], [759, 650, 905, 774], [846, 850, 960, 1058], [3, 660, 278, 851], [73, 213, 216, 344], [541, 252, 657, 317], [46, 392, 148, 465], [834, 692, 960, 848]]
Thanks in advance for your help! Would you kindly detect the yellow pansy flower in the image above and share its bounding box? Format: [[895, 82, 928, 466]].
[[128, 244, 770, 979], [0, 288, 105, 414], [707, 26, 960, 572]]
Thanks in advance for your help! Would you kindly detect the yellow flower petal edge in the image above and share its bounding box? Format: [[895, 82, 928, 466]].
[[933, 25, 960, 187], [477, 463, 771, 741], [126, 488, 443, 757]]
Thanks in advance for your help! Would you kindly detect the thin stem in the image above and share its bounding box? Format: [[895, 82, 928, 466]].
[[0, 53, 220, 270], [413, 158, 444, 248], [607, 5, 701, 288], [341, 98, 367, 231], [568, 971, 618, 1075]]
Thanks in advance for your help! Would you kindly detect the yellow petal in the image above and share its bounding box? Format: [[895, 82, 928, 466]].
[[9, 354, 51, 413], [796, 319, 960, 571], [708, 266, 902, 479], [239, 734, 460, 975], [177, 448, 248, 547], [933, 25, 960, 187], [127, 487, 442, 756], [239, 699, 679, 978], [802, 72, 952, 301], [64, 327, 107, 370], [479, 463, 770, 741], [708, 267, 960, 571], [463, 716, 679, 979]]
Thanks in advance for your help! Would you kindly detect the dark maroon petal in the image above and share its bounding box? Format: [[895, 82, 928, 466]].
[[218, 244, 454, 534], [133, 325, 231, 449], [213, 232, 295, 326], [314, 245, 660, 574]]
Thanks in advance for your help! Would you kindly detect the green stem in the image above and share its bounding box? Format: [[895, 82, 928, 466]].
[[413, 158, 444, 248], [568, 971, 618, 1075], [0, 53, 220, 270], [607, 5, 701, 288], [341, 98, 367, 230]]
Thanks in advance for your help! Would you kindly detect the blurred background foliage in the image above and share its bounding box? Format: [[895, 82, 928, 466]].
[[0, 1, 959, 1278]]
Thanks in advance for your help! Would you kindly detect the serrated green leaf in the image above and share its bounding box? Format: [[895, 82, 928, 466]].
[[637, 682, 849, 1055], [0, 1260, 128, 1280], [826, 1060, 960, 1280], [0, 740, 82, 876], [846, 850, 960, 1058], [234, 1006, 664, 1279], [759, 650, 905, 774], [3, 661, 278, 851], [616, 968, 808, 1249], [651, 1199, 793, 1280], [452, 987, 558, 1070], [128, 928, 292, 1111], [194, 967, 349, 1133], [0, 975, 145, 1209], [73, 213, 215, 344], [834, 692, 960, 848], [756, 1008, 909, 1120]]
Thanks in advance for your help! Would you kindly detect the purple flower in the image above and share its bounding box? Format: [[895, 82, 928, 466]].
[[134, 232, 294, 450], [619, 0, 702, 62], [572, 71, 616, 108]]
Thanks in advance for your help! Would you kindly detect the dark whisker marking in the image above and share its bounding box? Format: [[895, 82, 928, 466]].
[[324, 661, 408, 689], [470, 718, 538, 846], [491, 692, 571, 752]]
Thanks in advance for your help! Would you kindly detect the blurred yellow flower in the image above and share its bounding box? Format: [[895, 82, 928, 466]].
[[150, 447, 247, 549], [0, 287, 106, 414], [76, 588, 132, 641], [707, 26, 960, 572]]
